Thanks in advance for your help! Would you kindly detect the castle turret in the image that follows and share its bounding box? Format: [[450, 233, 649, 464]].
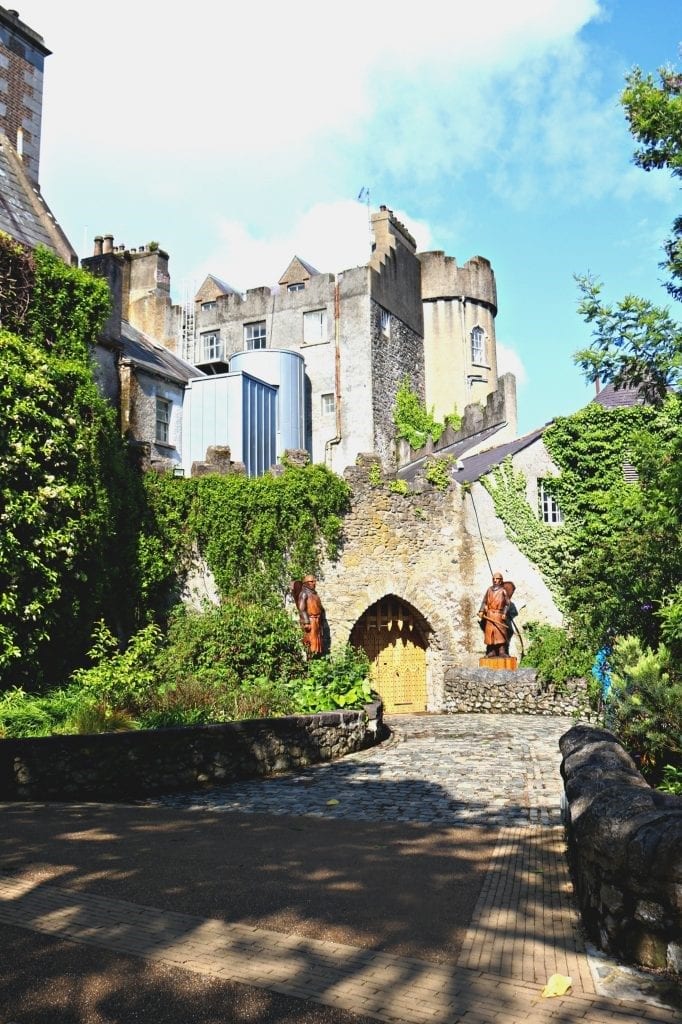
[[418, 250, 500, 423]]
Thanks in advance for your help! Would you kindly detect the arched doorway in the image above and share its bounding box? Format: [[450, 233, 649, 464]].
[[350, 596, 428, 714]]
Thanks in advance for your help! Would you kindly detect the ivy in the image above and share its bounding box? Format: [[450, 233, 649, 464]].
[[393, 375, 444, 449], [0, 246, 138, 689], [481, 457, 570, 607], [137, 463, 351, 607], [424, 455, 454, 491]]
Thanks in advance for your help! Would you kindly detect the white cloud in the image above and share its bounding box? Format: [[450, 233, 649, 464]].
[[497, 343, 528, 387], [186, 200, 432, 293]]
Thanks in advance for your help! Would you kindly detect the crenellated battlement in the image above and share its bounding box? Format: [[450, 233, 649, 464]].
[[418, 250, 497, 313]]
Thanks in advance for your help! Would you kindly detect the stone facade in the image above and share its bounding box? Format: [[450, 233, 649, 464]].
[[419, 251, 500, 425], [0, 705, 383, 802], [560, 725, 682, 975], [318, 456, 563, 706]]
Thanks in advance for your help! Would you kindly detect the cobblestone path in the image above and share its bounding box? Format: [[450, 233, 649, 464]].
[[154, 713, 570, 827]]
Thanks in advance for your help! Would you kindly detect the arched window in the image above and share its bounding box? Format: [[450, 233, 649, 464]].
[[471, 325, 485, 364]]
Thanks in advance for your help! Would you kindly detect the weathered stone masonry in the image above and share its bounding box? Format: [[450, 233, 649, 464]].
[[0, 706, 383, 802], [560, 725, 682, 975]]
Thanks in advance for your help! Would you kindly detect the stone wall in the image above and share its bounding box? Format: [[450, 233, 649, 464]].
[[444, 668, 588, 716], [0, 705, 383, 802], [370, 301, 425, 471], [559, 725, 682, 975]]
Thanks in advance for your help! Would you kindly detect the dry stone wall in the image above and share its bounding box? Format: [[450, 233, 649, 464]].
[[560, 725, 682, 975], [444, 668, 587, 716], [0, 706, 383, 802]]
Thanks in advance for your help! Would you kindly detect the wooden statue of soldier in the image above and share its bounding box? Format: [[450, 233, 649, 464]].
[[478, 572, 517, 657], [292, 574, 325, 657]]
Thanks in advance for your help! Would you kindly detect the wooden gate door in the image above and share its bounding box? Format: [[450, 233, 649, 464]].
[[352, 598, 427, 714]]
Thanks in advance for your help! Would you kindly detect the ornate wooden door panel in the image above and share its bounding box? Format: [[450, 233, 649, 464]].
[[351, 598, 427, 714]]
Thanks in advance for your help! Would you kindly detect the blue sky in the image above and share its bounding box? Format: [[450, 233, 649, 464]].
[[18, 0, 681, 435]]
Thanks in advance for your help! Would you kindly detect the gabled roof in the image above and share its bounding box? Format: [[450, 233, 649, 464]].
[[0, 132, 76, 263], [120, 321, 205, 385], [453, 425, 549, 484], [278, 255, 319, 286], [591, 382, 649, 408], [195, 273, 239, 302]]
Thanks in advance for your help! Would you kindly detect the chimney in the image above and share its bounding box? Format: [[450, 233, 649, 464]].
[[102, 234, 114, 254], [93, 235, 103, 256]]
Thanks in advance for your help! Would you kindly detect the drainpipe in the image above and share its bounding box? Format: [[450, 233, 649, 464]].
[[325, 278, 343, 466]]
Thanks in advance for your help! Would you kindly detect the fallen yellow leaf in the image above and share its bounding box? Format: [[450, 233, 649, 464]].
[[541, 974, 572, 998]]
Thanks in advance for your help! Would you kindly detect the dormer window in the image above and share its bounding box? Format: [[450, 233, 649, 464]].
[[288, 282, 305, 292], [471, 326, 485, 364]]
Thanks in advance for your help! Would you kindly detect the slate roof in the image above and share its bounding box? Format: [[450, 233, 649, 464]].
[[120, 322, 205, 385], [453, 426, 549, 484], [206, 273, 239, 296], [396, 422, 510, 483], [0, 133, 76, 262], [591, 382, 648, 408]]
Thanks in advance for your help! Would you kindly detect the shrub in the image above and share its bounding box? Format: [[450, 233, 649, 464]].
[[523, 622, 592, 685], [287, 645, 371, 714], [606, 635, 682, 775]]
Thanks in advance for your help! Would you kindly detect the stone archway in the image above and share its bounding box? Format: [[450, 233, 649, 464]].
[[350, 595, 429, 714]]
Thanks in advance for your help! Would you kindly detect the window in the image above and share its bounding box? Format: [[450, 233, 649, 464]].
[[244, 321, 267, 350], [155, 397, 171, 444], [200, 330, 221, 361], [321, 393, 335, 416], [379, 307, 390, 338], [288, 282, 305, 292], [471, 326, 485, 364], [201, 300, 217, 311], [303, 309, 328, 344], [538, 480, 563, 525]]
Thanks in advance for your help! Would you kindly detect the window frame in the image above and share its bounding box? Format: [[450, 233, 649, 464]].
[[471, 325, 485, 365], [321, 392, 335, 416], [199, 329, 222, 362], [538, 479, 563, 525], [379, 307, 391, 338], [244, 320, 267, 350], [303, 308, 328, 345], [155, 396, 171, 445]]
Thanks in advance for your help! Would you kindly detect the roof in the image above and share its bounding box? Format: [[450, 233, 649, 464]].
[[206, 274, 239, 296], [453, 425, 549, 484], [397, 421, 510, 483], [120, 322, 205, 385], [278, 255, 319, 286], [0, 133, 76, 263], [591, 382, 649, 408]]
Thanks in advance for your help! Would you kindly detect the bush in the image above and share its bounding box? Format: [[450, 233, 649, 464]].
[[523, 622, 592, 685], [287, 645, 371, 714], [606, 635, 682, 776]]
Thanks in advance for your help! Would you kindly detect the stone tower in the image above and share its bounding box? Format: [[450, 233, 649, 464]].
[[418, 250, 502, 427], [0, 6, 50, 185]]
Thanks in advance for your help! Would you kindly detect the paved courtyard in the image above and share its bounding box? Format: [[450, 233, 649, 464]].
[[0, 713, 679, 1023]]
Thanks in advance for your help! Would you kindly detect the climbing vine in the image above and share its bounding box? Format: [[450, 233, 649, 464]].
[[424, 455, 454, 491], [481, 458, 570, 607], [137, 463, 351, 608], [393, 375, 444, 449]]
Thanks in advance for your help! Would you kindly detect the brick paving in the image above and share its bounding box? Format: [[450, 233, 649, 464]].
[[1, 713, 679, 1023]]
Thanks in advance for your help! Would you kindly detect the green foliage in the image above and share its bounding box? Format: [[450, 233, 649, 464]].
[[188, 465, 350, 597], [0, 232, 35, 334], [155, 593, 305, 693], [393, 375, 444, 449], [621, 63, 682, 299], [368, 462, 382, 487], [137, 471, 198, 614], [658, 583, 682, 661], [69, 621, 163, 712], [574, 274, 680, 401], [481, 458, 569, 606], [522, 622, 592, 686], [424, 455, 454, 491], [0, 246, 140, 688], [544, 398, 682, 648], [658, 764, 682, 795], [287, 646, 371, 714], [607, 635, 682, 775], [389, 478, 409, 495]]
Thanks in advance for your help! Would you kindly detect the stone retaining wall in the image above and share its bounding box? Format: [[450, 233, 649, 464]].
[[443, 668, 588, 716], [559, 725, 682, 975], [0, 704, 383, 803]]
